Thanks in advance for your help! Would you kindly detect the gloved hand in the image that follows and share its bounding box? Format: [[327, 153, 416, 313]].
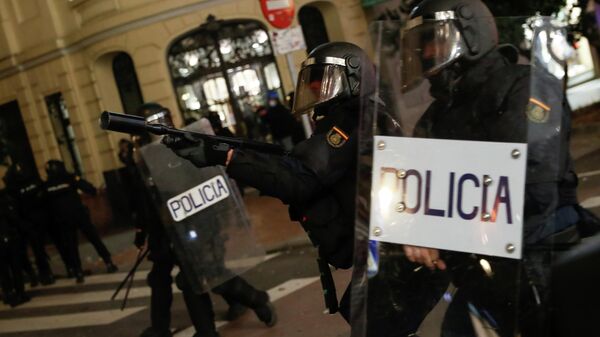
[[162, 133, 230, 168], [133, 230, 146, 249]]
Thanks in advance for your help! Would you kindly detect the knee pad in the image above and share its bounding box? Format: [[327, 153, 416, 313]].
[[174, 272, 192, 292]]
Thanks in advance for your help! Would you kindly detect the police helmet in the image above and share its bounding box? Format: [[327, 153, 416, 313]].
[[401, 0, 497, 91], [45, 160, 68, 178], [136, 103, 174, 127], [293, 42, 375, 117]]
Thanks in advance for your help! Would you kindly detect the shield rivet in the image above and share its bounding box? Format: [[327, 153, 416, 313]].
[[511, 149, 521, 159], [482, 212, 491, 221], [373, 227, 382, 237], [506, 243, 515, 253], [396, 202, 406, 212], [377, 141, 386, 150], [397, 169, 407, 179], [483, 175, 493, 186]]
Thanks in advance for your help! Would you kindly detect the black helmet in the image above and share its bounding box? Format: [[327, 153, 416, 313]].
[[292, 42, 375, 117], [3, 162, 28, 186], [135, 103, 173, 144], [401, 0, 497, 91], [136, 103, 174, 127], [45, 160, 68, 178]]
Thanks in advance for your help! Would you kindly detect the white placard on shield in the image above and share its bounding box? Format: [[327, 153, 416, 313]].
[[369, 136, 527, 259], [167, 175, 230, 222], [270, 26, 306, 55]]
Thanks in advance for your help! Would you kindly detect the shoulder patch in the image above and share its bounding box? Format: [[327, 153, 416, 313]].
[[326, 126, 349, 148], [526, 97, 551, 123]]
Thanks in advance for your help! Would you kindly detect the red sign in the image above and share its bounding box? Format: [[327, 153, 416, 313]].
[[260, 0, 295, 29]]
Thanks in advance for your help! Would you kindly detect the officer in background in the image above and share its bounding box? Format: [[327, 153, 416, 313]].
[[393, 0, 581, 336], [163, 42, 376, 320], [124, 103, 275, 337], [2, 163, 55, 285], [44, 160, 117, 283], [0, 190, 30, 307]]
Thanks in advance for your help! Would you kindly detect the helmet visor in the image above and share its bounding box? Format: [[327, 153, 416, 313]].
[[401, 20, 465, 92], [293, 64, 350, 115]]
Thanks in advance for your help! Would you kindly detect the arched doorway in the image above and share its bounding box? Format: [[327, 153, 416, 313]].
[[112, 52, 144, 116], [167, 16, 283, 137]]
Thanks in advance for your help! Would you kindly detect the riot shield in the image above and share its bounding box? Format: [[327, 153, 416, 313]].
[[351, 16, 575, 337], [140, 136, 265, 294]]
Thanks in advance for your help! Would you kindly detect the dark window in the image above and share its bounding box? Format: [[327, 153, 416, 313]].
[[45, 93, 83, 175], [299, 5, 330, 53], [0, 100, 38, 178], [113, 52, 144, 115], [167, 18, 283, 136]]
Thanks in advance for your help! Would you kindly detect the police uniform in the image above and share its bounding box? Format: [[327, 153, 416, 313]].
[[164, 42, 378, 321], [0, 191, 30, 307], [128, 105, 275, 337], [44, 160, 115, 281], [377, 1, 582, 335], [411, 46, 580, 336], [2, 166, 54, 285]]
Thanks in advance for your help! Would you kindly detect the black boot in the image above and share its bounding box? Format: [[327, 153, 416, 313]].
[[39, 272, 55, 286], [75, 270, 85, 284], [225, 301, 248, 321], [213, 276, 277, 327], [7, 292, 31, 307], [28, 272, 39, 288], [254, 301, 277, 327], [106, 262, 118, 273]]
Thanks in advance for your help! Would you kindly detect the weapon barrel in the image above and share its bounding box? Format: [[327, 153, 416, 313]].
[[100, 111, 148, 134], [99, 111, 287, 155]]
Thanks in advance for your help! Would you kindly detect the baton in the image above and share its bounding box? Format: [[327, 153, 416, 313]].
[[111, 248, 149, 305]]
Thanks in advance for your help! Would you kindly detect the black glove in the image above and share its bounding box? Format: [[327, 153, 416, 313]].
[[133, 230, 146, 249], [162, 133, 230, 168]]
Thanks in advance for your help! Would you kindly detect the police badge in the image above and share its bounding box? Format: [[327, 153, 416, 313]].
[[326, 126, 348, 148]]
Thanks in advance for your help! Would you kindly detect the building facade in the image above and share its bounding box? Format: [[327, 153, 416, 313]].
[[0, 0, 371, 188]]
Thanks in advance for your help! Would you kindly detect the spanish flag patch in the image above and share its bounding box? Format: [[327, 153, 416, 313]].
[[526, 97, 551, 123], [326, 126, 349, 148]]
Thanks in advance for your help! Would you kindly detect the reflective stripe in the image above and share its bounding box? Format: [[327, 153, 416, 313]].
[[302, 56, 346, 67]]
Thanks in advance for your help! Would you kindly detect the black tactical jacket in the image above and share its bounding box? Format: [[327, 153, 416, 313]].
[[227, 102, 360, 269], [414, 49, 578, 244]]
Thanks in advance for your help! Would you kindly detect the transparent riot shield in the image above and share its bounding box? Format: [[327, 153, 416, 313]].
[[140, 139, 265, 294], [351, 16, 574, 337]]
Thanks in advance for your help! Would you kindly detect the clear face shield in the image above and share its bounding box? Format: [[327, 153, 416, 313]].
[[401, 14, 466, 92], [292, 57, 351, 116]]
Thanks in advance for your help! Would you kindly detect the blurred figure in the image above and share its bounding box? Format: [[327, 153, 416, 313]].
[[44, 160, 117, 283], [260, 91, 299, 151], [0, 190, 30, 307], [207, 112, 234, 138], [2, 163, 55, 285]]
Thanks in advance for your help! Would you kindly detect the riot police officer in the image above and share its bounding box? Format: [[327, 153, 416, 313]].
[[3, 163, 55, 285], [44, 160, 117, 282], [388, 0, 581, 336], [163, 42, 376, 320], [0, 190, 30, 307], [128, 103, 275, 337]]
